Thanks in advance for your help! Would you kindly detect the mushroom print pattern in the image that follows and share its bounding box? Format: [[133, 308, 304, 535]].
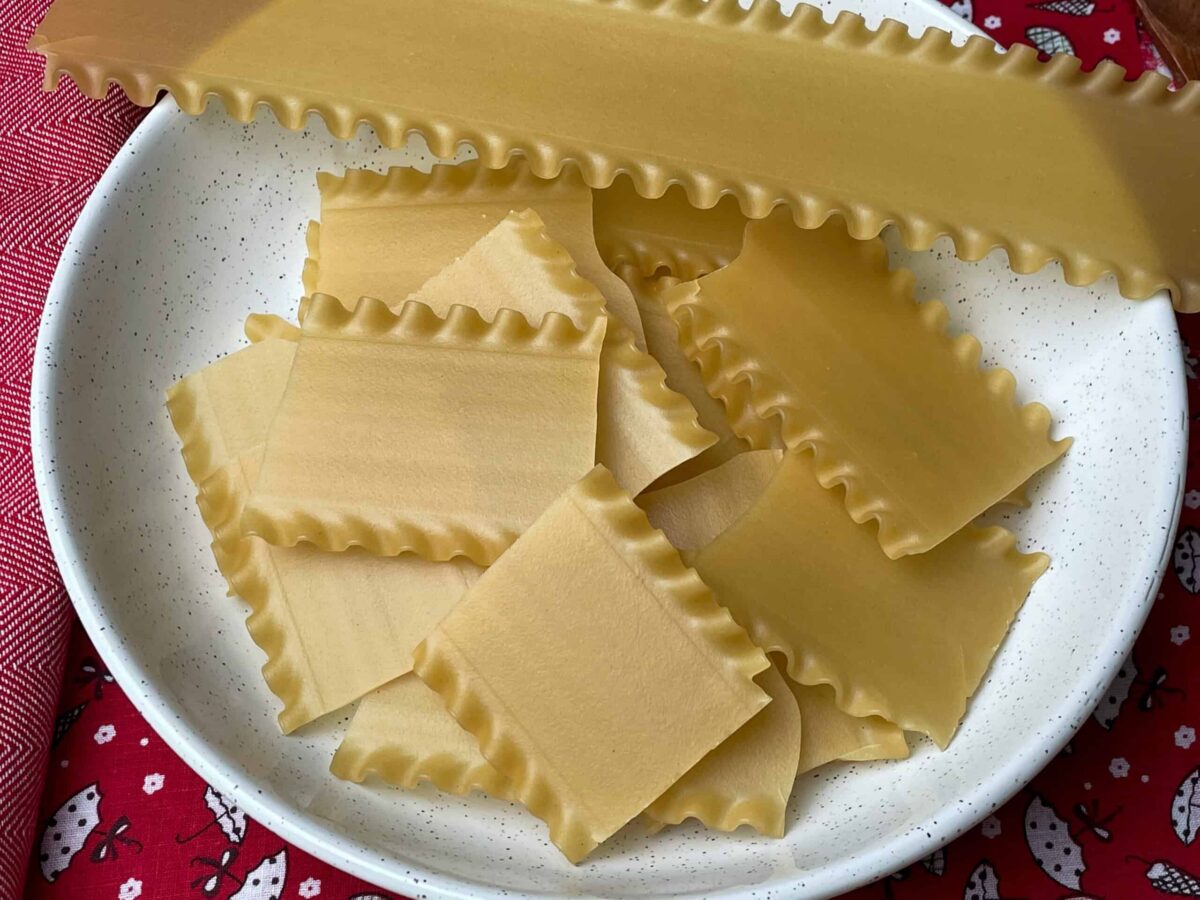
[[1029, 0, 1098, 12], [51, 702, 87, 747], [1024, 24, 1076, 54], [924, 847, 947, 876]]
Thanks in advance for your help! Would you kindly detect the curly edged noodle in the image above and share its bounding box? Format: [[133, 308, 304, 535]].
[[790, 680, 908, 775], [665, 211, 1070, 559], [644, 662, 800, 837], [637, 450, 908, 766], [595, 178, 746, 282], [165, 338, 296, 485], [331, 673, 512, 800], [296, 198, 716, 493], [310, 160, 644, 344], [615, 250, 1033, 502], [166, 339, 476, 732], [197, 453, 478, 733], [32, 0, 1200, 309], [617, 264, 752, 489], [242, 296, 604, 565], [692, 449, 1049, 749], [413, 466, 770, 863]]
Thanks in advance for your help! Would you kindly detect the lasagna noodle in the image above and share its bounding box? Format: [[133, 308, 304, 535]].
[[305, 198, 716, 493], [636, 450, 781, 551], [621, 266, 755, 487], [413, 466, 770, 862], [595, 179, 747, 281], [665, 212, 1069, 558], [691, 450, 1049, 748], [789, 681, 908, 775], [165, 338, 296, 483], [165, 343, 477, 732], [311, 161, 643, 342], [30, 0, 1200, 309], [243, 296, 604, 564], [635, 454, 909, 769], [644, 662, 801, 837], [198, 454, 478, 732], [330, 673, 511, 800]]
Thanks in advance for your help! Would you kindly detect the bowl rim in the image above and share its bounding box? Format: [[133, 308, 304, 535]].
[[29, 12, 1187, 899]]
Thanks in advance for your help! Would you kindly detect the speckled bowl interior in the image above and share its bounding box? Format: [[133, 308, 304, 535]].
[[30, 1, 1186, 896]]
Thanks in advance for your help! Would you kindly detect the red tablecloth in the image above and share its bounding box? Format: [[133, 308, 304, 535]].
[[3, 1, 1193, 898]]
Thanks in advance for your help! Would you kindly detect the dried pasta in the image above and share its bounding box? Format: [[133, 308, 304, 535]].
[[666, 212, 1068, 557], [414, 466, 770, 862], [243, 296, 604, 564]]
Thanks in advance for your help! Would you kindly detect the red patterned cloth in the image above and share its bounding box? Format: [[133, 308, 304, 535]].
[[1, 0, 1190, 898], [941, 0, 1174, 78], [0, 3, 147, 899]]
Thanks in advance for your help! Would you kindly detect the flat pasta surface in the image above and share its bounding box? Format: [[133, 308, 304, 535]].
[[165, 338, 296, 483], [644, 663, 801, 837], [595, 180, 746, 281], [693, 450, 1049, 748], [330, 673, 511, 800], [789, 681, 908, 775], [32, 0, 1200, 310], [631, 451, 909, 768], [243, 297, 604, 564], [199, 454, 479, 732], [414, 466, 769, 862], [637, 450, 780, 552], [311, 161, 643, 342], [307, 199, 714, 495], [622, 267, 750, 487], [666, 212, 1069, 558]]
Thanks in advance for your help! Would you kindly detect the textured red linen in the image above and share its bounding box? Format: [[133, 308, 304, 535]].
[[2, 0, 1189, 897], [0, 2, 147, 899]]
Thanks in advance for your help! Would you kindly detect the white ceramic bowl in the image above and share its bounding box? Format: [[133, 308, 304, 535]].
[[31, 2, 1186, 896]]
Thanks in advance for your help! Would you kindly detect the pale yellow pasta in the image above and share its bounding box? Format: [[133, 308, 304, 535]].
[[665, 212, 1069, 558], [167, 340, 477, 732], [165, 338, 295, 483], [304, 201, 716, 494], [636, 450, 780, 552], [311, 161, 643, 342], [243, 296, 604, 564], [414, 466, 770, 862], [788, 681, 908, 775], [34, 0, 1200, 310], [620, 266, 752, 488], [198, 454, 478, 732], [692, 450, 1048, 748], [330, 673, 511, 799], [645, 663, 801, 837], [594, 179, 746, 281]]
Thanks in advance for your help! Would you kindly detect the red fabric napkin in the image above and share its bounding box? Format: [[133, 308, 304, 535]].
[[0, 3, 147, 899], [1, 0, 1190, 897]]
